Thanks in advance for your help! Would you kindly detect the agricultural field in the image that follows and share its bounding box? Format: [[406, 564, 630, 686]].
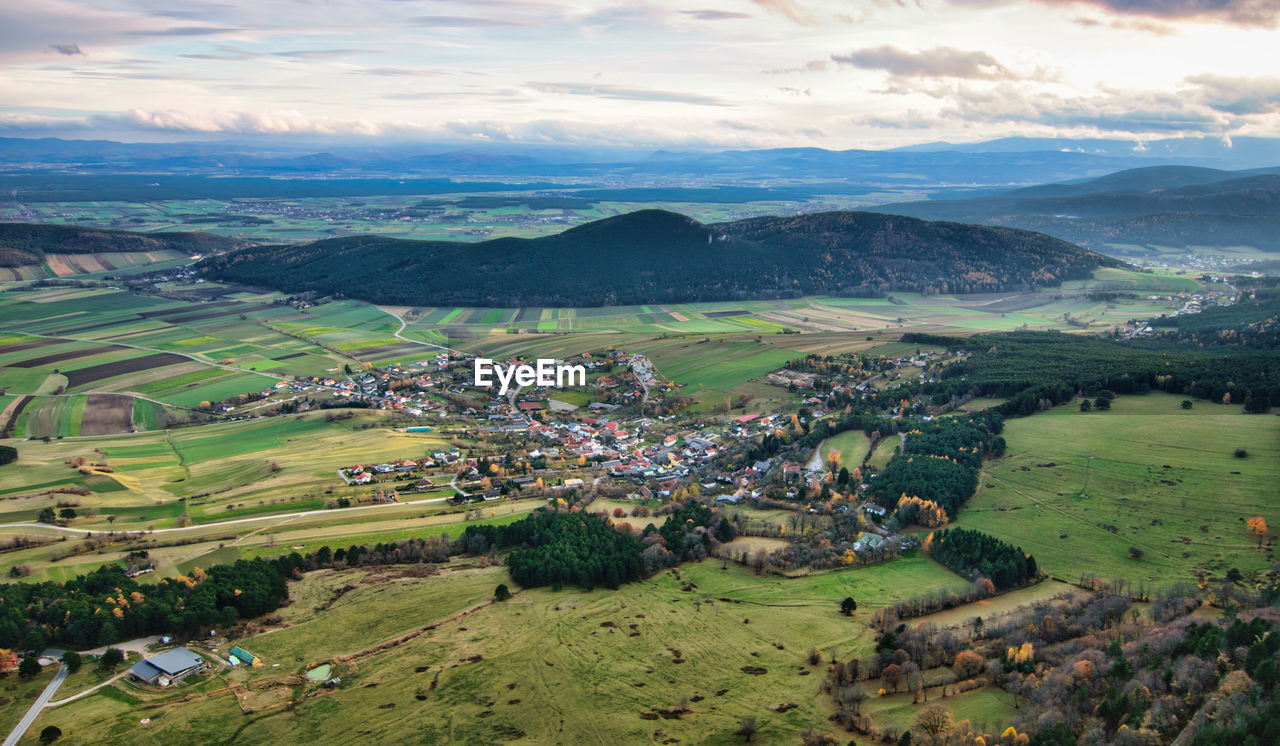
[[953, 392, 1280, 585], [0, 249, 190, 282], [25, 553, 981, 746], [6, 192, 907, 247], [0, 410, 456, 535]]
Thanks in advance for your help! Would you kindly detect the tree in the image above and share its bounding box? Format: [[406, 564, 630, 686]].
[[840, 597, 857, 615], [61, 651, 82, 673], [19, 655, 41, 678], [38, 507, 57, 524], [1079, 398, 1093, 412], [882, 663, 905, 693], [1181, 400, 1193, 409], [494, 583, 511, 601], [58, 508, 76, 520], [39, 726, 61, 744], [913, 705, 954, 736], [953, 650, 985, 679], [1247, 516, 1269, 545], [1234, 448, 1248, 458], [0, 445, 17, 466], [807, 646, 822, 666], [106, 515, 117, 532], [734, 716, 758, 742], [98, 647, 124, 671], [1128, 546, 1144, 560]]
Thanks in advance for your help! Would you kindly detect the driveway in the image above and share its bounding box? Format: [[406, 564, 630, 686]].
[[3, 664, 67, 746]]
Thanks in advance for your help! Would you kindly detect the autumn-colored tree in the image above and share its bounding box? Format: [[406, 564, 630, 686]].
[[913, 704, 955, 735], [953, 650, 985, 679], [1247, 516, 1269, 545], [882, 663, 905, 693]]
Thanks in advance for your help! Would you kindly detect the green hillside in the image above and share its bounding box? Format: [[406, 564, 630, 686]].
[[198, 209, 1121, 306], [0, 222, 243, 267], [879, 169, 1280, 252]]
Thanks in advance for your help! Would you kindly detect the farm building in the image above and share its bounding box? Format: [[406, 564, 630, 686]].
[[228, 646, 262, 667], [128, 647, 206, 687]]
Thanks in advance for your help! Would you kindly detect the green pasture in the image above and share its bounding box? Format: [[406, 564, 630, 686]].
[[954, 393, 1280, 586]]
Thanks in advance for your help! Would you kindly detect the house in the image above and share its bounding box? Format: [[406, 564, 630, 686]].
[[129, 647, 207, 687], [228, 646, 262, 668], [854, 533, 885, 552]]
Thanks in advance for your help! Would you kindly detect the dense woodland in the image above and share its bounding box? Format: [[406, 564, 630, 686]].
[[927, 527, 1037, 591], [198, 209, 1119, 306], [460, 509, 644, 590], [0, 558, 288, 650], [904, 331, 1280, 415], [867, 413, 1005, 520], [0, 222, 240, 267]]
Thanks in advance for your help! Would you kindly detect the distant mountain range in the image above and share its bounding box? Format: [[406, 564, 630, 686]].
[[197, 209, 1122, 307], [0, 223, 241, 267], [3, 135, 1279, 188], [876, 166, 1280, 254]]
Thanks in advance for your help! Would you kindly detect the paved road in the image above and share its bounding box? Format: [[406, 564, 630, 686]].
[[0, 494, 455, 537], [375, 306, 466, 356], [3, 664, 66, 746]]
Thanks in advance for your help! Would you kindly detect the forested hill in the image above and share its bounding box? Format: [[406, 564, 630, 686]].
[[198, 209, 1120, 307], [877, 168, 1280, 252], [0, 222, 242, 267]]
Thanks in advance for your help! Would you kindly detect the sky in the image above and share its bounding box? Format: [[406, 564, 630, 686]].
[[1, 0, 1279, 149]]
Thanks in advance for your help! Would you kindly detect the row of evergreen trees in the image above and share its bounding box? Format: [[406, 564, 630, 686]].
[[928, 527, 1037, 591]]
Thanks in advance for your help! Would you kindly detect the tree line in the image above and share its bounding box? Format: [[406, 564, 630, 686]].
[[927, 527, 1037, 591]]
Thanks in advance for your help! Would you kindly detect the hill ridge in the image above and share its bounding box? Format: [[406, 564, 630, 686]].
[[197, 209, 1121, 307]]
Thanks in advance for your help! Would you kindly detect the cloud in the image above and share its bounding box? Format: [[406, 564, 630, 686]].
[[1185, 73, 1280, 115], [48, 43, 83, 56], [272, 49, 380, 60], [763, 60, 828, 74], [347, 67, 447, 77], [936, 83, 1236, 133], [832, 45, 1027, 81], [125, 26, 241, 37], [679, 9, 752, 20], [81, 109, 389, 136], [408, 15, 537, 27], [525, 82, 730, 106], [1036, 0, 1280, 28], [750, 0, 816, 25]]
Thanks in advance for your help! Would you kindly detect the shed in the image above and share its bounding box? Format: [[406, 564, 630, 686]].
[[229, 646, 262, 668]]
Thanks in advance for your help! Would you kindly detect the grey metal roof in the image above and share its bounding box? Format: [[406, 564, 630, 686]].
[[140, 647, 204, 675]]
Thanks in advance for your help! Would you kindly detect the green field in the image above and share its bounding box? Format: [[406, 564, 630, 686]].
[[954, 392, 1280, 585], [0, 411, 452, 533], [26, 553, 976, 745], [821, 429, 873, 470]]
